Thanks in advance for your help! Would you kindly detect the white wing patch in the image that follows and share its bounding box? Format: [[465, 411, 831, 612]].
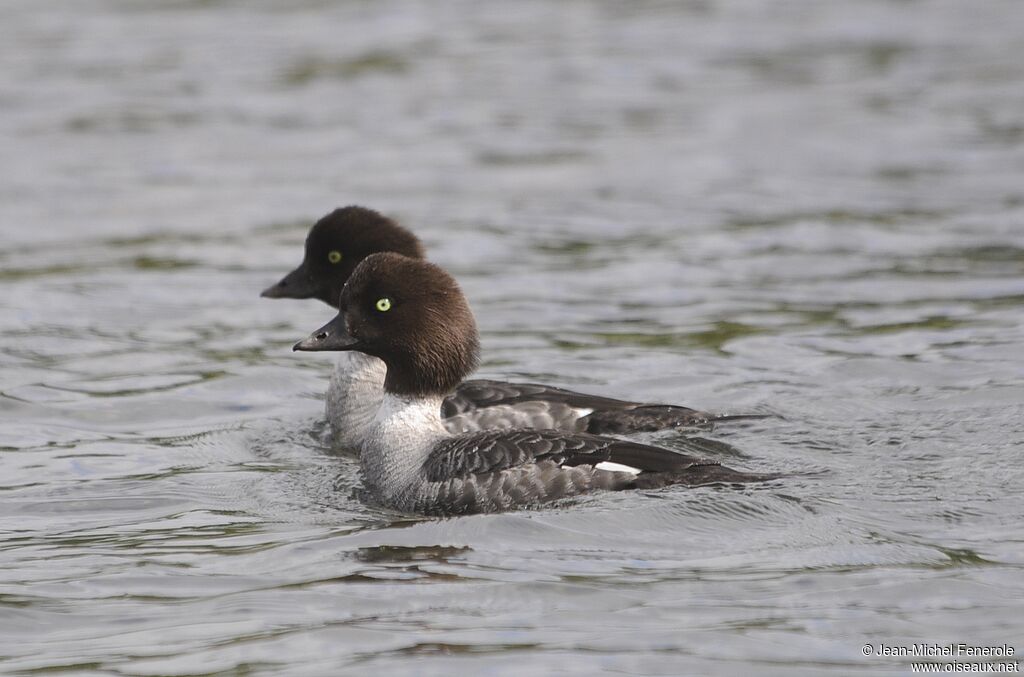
[[595, 461, 641, 475]]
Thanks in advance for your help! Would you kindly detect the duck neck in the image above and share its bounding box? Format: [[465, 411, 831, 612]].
[[326, 351, 388, 449]]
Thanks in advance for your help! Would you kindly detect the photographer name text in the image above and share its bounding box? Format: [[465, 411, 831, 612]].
[[866, 644, 1015, 659]]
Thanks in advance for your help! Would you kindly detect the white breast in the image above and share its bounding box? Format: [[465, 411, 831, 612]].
[[361, 394, 449, 498]]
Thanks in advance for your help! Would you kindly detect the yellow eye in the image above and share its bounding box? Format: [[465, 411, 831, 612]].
[[327, 250, 342, 264], [375, 297, 392, 312]]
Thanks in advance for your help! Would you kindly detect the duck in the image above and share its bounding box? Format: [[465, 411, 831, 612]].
[[293, 252, 778, 515], [262, 206, 760, 448]]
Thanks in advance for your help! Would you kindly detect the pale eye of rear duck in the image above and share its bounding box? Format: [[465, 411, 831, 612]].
[[327, 250, 342, 264], [375, 297, 392, 312]]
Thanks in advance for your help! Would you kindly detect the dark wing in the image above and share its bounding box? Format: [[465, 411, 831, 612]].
[[582, 404, 710, 434], [444, 379, 643, 416], [444, 380, 718, 434], [424, 429, 713, 482], [634, 464, 783, 487]]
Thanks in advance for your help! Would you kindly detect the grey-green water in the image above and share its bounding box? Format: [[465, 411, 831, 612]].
[[2, 1, 1023, 675]]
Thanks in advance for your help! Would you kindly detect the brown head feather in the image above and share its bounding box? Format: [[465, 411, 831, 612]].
[[262, 205, 425, 307], [340, 253, 479, 397]]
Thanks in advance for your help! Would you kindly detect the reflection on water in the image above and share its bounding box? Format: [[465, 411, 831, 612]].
[[2, 0, 1024, 674]]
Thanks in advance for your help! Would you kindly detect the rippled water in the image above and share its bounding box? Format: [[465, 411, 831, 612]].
[[3, 1, 1024, 674]]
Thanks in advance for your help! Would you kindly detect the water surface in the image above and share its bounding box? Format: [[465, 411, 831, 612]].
[[2, 1, 1024, 675]]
